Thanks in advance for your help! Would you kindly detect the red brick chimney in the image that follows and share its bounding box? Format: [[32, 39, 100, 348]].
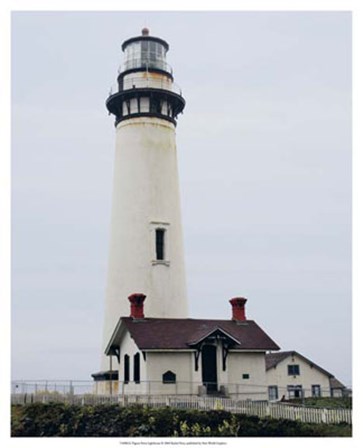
[[229, 297, 247, 321], [128, 293, 146, 319]]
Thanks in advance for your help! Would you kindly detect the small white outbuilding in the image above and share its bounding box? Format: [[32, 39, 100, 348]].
[[265, 351, 347, 400], [96, 294, 280, 400]]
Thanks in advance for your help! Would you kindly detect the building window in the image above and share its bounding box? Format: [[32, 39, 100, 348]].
[[312, 385, 321, 397], [155, 229, 165, 260], [133, 353, 140, 383], [268, 386, 278, 401], [124, 354, 130, 383], [287, 385, 303, 399], [162, 370, 176, 384], [242, 373, 250, 380], [288, 364, 300, 376]]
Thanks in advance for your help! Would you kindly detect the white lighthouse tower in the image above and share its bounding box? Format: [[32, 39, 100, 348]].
[[99, 29, 188, 372]]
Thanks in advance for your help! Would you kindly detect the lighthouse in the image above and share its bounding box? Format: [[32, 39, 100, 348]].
[[91, 29, 282, 397], [99, 29, 189, 371]]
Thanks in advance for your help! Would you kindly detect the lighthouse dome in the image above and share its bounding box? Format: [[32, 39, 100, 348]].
[[121, 30, 171, 74]]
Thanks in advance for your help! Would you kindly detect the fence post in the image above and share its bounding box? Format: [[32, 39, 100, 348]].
[[265, 403, 270, 417], [322, 409, 327, 424]]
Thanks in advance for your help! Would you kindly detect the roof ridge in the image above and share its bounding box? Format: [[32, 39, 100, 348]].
[[266, 350, 294, 357], [121, 316, 255, 322]]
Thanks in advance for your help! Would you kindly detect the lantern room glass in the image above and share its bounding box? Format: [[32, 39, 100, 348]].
[[123, 40, 170, 73]]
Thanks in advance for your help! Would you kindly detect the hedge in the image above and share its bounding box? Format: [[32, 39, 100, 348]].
[[11, 403, 352, 437]]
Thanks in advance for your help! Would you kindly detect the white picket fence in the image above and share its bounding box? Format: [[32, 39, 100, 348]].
[[11, 393, 352, 425]]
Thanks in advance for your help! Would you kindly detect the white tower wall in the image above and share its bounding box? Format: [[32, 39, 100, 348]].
[[101, 117, 188, 367]]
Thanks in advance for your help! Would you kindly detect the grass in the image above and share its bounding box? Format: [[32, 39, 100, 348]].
[[289, 397, 352, 409]]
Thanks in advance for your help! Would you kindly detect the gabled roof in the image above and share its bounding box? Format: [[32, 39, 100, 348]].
[[105, 317, 280, 355], [187, 326, 241, 346], [265, 350, 334, 378]]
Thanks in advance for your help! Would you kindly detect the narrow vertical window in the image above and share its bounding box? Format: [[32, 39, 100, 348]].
[[155, 229, 165, 260], [134, 353, 140, 383], [124, 354, 130, 383], [268, 385, 278, 401], [312, 385, 321, 397]]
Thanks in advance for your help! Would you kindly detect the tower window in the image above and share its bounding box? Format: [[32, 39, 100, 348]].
[[155, 229, 165, 260], [124, 354, 130, 383], [134, 353, 140, 383], [149, 41, 157, 63], [150, 98, 162, 114], [141, 41, 148, 67]]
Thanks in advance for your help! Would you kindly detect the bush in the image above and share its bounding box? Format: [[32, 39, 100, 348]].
[[11, 404, 352, 437]]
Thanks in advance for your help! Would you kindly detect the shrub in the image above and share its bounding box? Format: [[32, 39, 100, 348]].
[[11, 404, 352, 437]]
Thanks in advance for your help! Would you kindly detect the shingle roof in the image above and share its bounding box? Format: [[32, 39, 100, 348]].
[[106, 317, 280, 353], [265, 350, 334, 378], [329, 377, 346, 389], [265, 351, 294, 370]]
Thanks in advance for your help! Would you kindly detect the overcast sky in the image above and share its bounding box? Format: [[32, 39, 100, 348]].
[[11, 11, 351, 386]]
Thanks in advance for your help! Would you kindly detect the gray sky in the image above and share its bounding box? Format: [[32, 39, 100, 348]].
[[11, 11, 351, 386]]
